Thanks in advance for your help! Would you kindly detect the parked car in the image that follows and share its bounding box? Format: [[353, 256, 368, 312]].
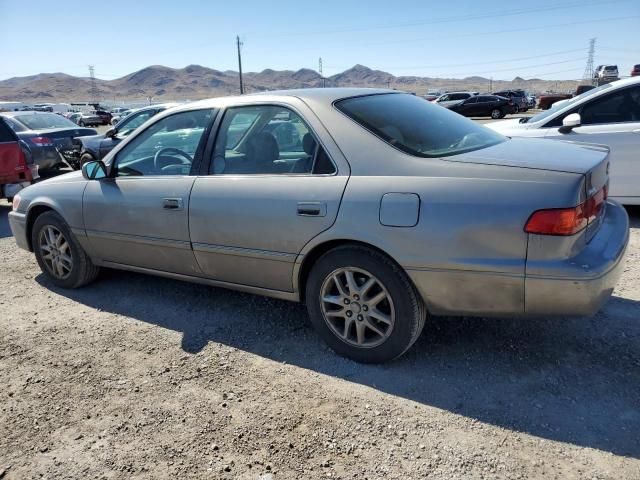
[[486, 76, 640, 204], [527, 95, 536, 109], [8, 89, 629, 363], [74, 104, 178, 164], [594, 65, 619, 84], [423, 94, 440, 101], [575, 84, 596, 95], [493, 89, 528, 112], [74, 112, 103, 127], [447, 94, 513, 119], [537, 93, 573, 110], [0, 117, 37, 201], [94, 110, 113, 125], [435, 92, 478, 108], [631, 64, 640, 77], [111, 109, 132, 125], [67, 112, 83, 125], [0, 111, 97, 170]]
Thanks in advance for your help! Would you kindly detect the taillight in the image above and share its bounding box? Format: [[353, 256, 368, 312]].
[[525, 186, 607, 236], [12, 194, 21, 211], [29, 136, 54, 147]]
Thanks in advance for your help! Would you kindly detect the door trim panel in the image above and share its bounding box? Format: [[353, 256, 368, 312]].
[[192, 242, 297, 261], [85, 229, 192, 250]]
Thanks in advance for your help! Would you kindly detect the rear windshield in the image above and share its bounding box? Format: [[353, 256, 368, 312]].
[[12, 113, 76, 130], [335, 93, 506, 158]]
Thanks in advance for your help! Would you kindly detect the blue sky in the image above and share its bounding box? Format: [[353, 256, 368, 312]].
[[1, 0, 638, 81]]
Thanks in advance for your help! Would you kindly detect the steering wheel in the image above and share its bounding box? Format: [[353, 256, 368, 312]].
[[153, 147, 192, 171]]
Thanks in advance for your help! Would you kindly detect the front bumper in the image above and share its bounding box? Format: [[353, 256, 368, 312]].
[[525, 201, 629, 316], [8, 210, 30, 251]]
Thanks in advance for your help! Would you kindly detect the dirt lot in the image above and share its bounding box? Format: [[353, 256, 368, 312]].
[[1, 199, 639, 480]]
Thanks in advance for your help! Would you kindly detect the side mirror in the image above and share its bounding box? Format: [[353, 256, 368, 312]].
[[105, 127, 117, 138], [559, 113, 581, 134], [81, 160, 107, 180]]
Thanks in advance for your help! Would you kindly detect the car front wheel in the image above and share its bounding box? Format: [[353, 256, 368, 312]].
[[78, 121, 85, 127], [305, 245, 426, 363], [491, 108, 503, 119], [32, 211, 100, 289]]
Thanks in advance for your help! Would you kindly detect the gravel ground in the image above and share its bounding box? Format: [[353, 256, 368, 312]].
[[1, 200, 639, 480]]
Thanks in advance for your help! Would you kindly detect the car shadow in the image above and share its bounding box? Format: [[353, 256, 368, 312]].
[[38, 265, 640, 459]]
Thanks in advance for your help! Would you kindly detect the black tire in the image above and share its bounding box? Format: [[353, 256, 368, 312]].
[[80, 153, 95, 166], [32, 211, 100, 289], [305, 245, 426, 363], [491, 108, 503, 119], [78, 121, 85, 127]]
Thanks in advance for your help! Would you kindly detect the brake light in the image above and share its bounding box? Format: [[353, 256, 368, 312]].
[[30, 136, 54, 147], [525, 186, 607, 236]]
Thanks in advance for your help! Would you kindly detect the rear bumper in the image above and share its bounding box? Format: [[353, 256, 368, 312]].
[[525, 201, 629, 316], [8, 211, 30, 251]]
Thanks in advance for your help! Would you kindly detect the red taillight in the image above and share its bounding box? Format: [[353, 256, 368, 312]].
[[525, 186, 607, 236], [30, 136, 54, 147]]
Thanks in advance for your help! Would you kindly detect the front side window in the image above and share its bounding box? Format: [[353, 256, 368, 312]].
[[116, 109, 157, 137], [0, 118, 16, 142], [114, 109, 214, 177], [580, 86, 640, 125], [336, 93, 506, 158], [210, 105, 335, 175]]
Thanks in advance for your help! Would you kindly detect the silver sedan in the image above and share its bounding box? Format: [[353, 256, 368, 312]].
[[8, 89, 629, 363]]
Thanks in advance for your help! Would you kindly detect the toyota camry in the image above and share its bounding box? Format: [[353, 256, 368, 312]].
[[8, 89, 629, 363]]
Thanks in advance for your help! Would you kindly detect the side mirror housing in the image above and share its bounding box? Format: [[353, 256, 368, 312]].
[[81, 160, 107, 180], [105, 127, 117, 138], [559, 113, 581, 134]]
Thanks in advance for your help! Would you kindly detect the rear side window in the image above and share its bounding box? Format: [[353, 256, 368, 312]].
[[0, 119, 17, 142], [336, 93, 506, 158]]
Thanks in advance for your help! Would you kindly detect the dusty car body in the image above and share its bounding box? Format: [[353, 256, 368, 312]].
[[8, 88, 629, 362]]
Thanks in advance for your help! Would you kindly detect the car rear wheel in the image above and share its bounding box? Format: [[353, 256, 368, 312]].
[[80, 153, 95, 166], [305, 245, 426, 363], [78, 121, 85, 127], [32, 211, 100, 289], [491, 108, 503, 119]]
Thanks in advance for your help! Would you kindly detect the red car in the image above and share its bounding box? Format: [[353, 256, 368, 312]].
[[631, 64, 640, 77], [0, 117, 37, 201]]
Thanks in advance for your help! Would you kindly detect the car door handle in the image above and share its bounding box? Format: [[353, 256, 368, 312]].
[[162, 197, 183, 210], [297, 202, 326, 217]]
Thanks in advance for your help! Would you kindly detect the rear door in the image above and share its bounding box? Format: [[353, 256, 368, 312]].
[[189, 100, 349, 292], [0, 118, 22, 184], [544, 84, 640, 201]]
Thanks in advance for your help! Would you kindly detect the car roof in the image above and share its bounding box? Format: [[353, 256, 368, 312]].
[[0, 110, 57, 118]]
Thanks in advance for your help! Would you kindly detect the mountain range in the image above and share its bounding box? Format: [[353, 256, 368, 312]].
[[0, 64, 581, 103]]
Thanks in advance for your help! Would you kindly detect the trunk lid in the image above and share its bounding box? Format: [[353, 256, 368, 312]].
[[444, 137, 609, 175]]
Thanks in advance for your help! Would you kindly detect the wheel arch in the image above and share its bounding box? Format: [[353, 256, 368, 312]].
[[25, 203, 60, 251], [295, 238, 408, 304]]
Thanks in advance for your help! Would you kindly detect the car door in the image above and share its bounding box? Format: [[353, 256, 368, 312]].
[[455, 96, 477, 116], [83, 108, 216, 275], [544, 85, 640, 200], [189, 101, 349, 292]]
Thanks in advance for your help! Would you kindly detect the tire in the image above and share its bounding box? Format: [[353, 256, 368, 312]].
[[491, 108, 503, 119], [80, 153, 95, 166], [305, 245, 426, 363], [32, 211, 100, 289], [78, 121, 85, 127]]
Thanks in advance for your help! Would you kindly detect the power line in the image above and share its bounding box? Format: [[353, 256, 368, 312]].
[[251, 0, 629, 38]]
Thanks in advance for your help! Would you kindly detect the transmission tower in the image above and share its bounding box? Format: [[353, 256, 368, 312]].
[[582, 38, 596, 85], [319, 57, 326, 87], [88, 65, 99, 104]]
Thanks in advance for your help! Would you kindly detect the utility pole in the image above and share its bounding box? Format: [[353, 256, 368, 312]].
[[236, 35, 244, 94], [582, 38, 596, 86], [489, 77, 493, 93]]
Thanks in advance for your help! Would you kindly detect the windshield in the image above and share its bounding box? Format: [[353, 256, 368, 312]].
[[525, 82, 615, 124], [13, 113, 77, 130], [336, 93, 506, 158]]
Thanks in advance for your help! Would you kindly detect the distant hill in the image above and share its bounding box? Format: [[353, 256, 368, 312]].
[[0, 64, 581, 103]]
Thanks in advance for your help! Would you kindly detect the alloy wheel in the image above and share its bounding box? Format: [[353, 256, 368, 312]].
[[39, 225, 73, 279], [320, 267, 395, 348]]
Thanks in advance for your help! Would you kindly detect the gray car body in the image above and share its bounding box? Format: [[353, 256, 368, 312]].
[[9, 88, 629, 318]]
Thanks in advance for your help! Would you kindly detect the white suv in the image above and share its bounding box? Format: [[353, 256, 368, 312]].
[[595, 65, 619, 83], [486, 77, 640, 204]]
